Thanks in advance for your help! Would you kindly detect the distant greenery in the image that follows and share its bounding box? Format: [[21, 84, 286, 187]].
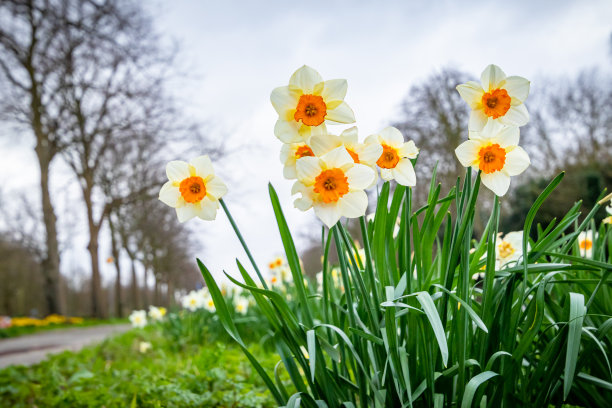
[[0, 324, 281, 407]]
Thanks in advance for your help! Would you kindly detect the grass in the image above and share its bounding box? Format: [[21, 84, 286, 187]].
[[0, 318, 128, 339], [0, 324, 281, 407]]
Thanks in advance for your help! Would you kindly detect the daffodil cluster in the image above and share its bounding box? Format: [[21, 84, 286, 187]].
[[271, 65, 419, 228], [455, 64, 531, 196]]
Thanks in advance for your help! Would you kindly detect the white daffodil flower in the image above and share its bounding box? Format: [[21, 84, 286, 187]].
[[310, 127, 382, 185], [139, 341, 152, 353], [578, 230, 596, 258], [496, 231, 527, 268], [159, 155, 227, 223], [271, 65, 355, 143], [292, 146, 375, 228], [181, 291, 204, 311], [457, 64, 530, 131], [455, 121, 530, 196], [364, 127, 419, 187], [235, 297, 249, 315], [203, 295, 216, 313], [603, 205, 612, 224], [128, 310, 147, 328]]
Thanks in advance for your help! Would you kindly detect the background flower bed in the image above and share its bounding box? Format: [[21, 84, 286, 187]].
[[0, 319, 282, 407]]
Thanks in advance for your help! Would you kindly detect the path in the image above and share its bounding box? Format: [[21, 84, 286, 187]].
[[0, 324, 131, 369]]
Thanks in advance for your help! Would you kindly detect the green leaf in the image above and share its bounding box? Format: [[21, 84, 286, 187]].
[[416, 291, 448, 367], [460, 371, 498, 408], [564, 292, 586, 400]]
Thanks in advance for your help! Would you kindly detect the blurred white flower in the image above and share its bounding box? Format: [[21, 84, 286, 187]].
[[129, 310, 147, 328], [139, 341, 152, 353], [181, 291, 204, 311], [148, 306, 166, 321], [235, 297, 249, 315], [578, 230, 596, 258]]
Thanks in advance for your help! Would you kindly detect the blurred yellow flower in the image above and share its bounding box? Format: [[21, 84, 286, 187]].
[[292, 146, 375, 228], [364, 127, 419, 187], [159, 155, 227, 223], [271, 65, 355, 143], [457, 64, 530, 131], [455, 121, 530, 196]]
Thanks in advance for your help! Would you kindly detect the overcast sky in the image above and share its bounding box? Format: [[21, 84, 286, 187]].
[[2, 0, 611, 287]]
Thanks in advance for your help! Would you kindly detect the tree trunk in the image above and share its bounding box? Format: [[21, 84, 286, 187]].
[[35, 134, 64, 315], [83, 181, 104, 318], [108, 215, 123, 317], [142, 265, 149, 306], [129, 256, 139, 309]]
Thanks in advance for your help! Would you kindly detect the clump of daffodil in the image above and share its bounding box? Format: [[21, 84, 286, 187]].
[[455, 121, 530, 196], [159, 155, 227, 223], [457, 64, 530, 131], [271, 65, 355, 144], [364, 126, 419, 187], [578, 230, 596, 258], [292, 146, 375, 228], [129, 310, 147, 328]]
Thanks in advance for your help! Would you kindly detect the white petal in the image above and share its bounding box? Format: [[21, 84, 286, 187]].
[[393, 159, 416, 186], [456, 81, 484, 108], [504, 76, 530, 102], [159, 181, 180, 208], [495, 125, 520, 148], [205, 176, 227, 199], [197, 197, 219, 221], [503, 146, 530, 176], [280, 143, 293, 164], [480, 64, 507, 92], [271, 86, 299, 116], [469, 109, 489, 131], [190, 155, 214, 178], [338, 191, 368, 218], [364, 133, 381, 145], [176, 205, 198, 223], [399, 140, 419, 158], [481, 172, 511, 197], [310, 133, 341, 156], [320, 146, 353, 169], [274, 119, 303, 143], [346, 164, 375, 190], [296, 156, 322, 184], [499, 104, 529, 127], [357, 142, 383, 166], [289, 65, 323, 93], [321, 79, 348, 101], [339, 126, 358, 145], [380, 168, 393, 181], [455, 140, 480, 167], [479, 117, 505, 139], [325, 101, 355, 124], [314, 203, 341, 228], [166, 161, 190, 182], [504, 231, 525, 251], [378, 126, 404, 146], [283, 164, 297, 179]]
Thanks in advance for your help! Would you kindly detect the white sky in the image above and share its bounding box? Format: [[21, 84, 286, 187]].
[[1, 0, 611, 288]]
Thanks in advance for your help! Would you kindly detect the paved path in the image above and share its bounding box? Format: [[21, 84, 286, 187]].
[[0, 324, 132, 369]]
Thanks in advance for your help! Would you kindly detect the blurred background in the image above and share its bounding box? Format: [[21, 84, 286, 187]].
[[0, 0, 610, 319]]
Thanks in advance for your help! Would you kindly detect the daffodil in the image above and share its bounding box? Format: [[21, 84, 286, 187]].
[[364, 127, 419, 186], [455, 121, 530, 196], [235, 297, 249, 315], [203, 295, 216, 313], [457, 64, 530, 131], [578, 230, 596, 258], [271, 65, 355, 143], [268, 256, 285, 270], [139, 341, 152, 353], [181, 291, 204, 311], [310, 127, 383, 177], [292, 146, 375, 228], [159, 155, 227, 223], [280, 142, 316, 179], [128, 310, 147, 328], [496, 231, 527, 268]]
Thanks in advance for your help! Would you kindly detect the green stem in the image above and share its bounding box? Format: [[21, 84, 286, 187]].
[[219, 199, 269, 290]]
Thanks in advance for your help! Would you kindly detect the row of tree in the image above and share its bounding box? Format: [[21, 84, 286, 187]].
[[0, 0, 211, 318]]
